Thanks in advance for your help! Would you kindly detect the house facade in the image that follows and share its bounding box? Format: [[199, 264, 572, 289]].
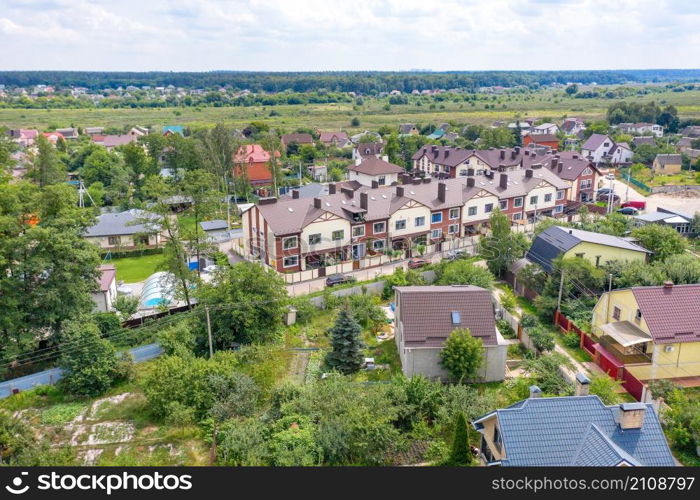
[[318, 131, 350, 148], [352, 142, 385, 161], [84, 209, 162, 250], [591, 283, 700, 381], [532, 123, 560, 135], [652, 154, 682, 174], [522, 133, 559, 149], [233, 144, 279, 187], [394, 286, 507, 382], [633, 208, 695, 236], [92, 265, 118, 313], [347, 157, 404, 187], [581, 134, 632, 165], [618, 123, 664, 137]]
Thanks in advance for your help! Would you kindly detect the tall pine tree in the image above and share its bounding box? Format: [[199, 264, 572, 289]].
[[325, 307, 365, 374]]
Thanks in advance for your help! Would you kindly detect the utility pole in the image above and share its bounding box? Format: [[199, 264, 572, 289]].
[[557, 269, 565, 311], [205, 306, 213, 359]]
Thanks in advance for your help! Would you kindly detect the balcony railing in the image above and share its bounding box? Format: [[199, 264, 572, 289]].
[[598, 336, 652, 366]]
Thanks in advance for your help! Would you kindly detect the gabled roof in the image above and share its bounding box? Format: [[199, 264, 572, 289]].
[[633, 136, 656, 146], [654, 154, 682, 166], [526, 133, 559, 143], [581, 133, 612, 151], [84, 209, 161, 237], [395, 285, 497, 347], [526, 226, 649, 272], [355, 142, 385, 157], [632, 284, 700, 344], [319, 131, 349, 144], [97, 265, 116, 292], [473, 395, 675, 467], [162, 125, 184, 136], [348, 157, 404, 176], [200, 220, 228, 232], [281, 133, 314, 145]]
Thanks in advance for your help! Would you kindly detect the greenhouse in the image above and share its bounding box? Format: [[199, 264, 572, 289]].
[[139, 272, 176, 309]]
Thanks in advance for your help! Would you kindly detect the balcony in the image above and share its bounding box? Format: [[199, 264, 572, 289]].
[[598, 336, 652, 366]]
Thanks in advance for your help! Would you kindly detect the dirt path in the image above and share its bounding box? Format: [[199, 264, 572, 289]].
[[287, 350, 311, 385]]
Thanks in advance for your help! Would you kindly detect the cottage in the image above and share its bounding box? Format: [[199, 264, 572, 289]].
[[92, 265, 118, 313], [526, 226, 649, 272], [233, 144, 280, 187], [633, 208, 695, 236], [84, 209, 162, 250], [592, 283, 700, 380], [472, 390, 675, 466], [281, 133, 314, 151], [347, 157, 404, 187], [522, 133, 559, 149], [318, 131, 350, 148], [652, 154, 682, 174], [531, 123, 560, 135], [581, 134, 631, 165], [352, 142, 386, 161], [162, 125, 184, 137], [399, 123, 419, 135], [394, 285, 507, 382]]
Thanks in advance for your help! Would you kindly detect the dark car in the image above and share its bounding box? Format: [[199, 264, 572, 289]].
[[325, 273, 355, 287], [596, 188, 613, 196], [617, 206, 639, 215], [407, 258, 428, 269], [597, 192, 620, 203]]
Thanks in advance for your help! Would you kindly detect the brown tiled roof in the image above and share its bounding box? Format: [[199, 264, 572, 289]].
[[396, 285, 497, 347], [281, 133, 314, 146], [547, 151, 600, 181], [633, 136, 656, 146], [356, 142, 384, 157], [526, 133, 559, 143], [654, 154, 682, 166], [632, 284, 700, 344], [319, 131, 349, 144], [582, 133, 612, 151], [97, 265, 116, 292], [348, 157, 404, 176]]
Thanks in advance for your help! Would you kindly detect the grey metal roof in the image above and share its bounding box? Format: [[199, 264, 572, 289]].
[[475, 395, 675, 467], [84, 209, 160, 237], [200, 219, 228, 232], [526, 226, 649, 272]]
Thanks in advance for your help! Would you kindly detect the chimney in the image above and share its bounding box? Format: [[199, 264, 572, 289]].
[[511, 149, 517, 159], [525, 169, 533, 178], [557, 162, 563, 173], [396, 186, 405, 197], [569, 229, 573, 234], [258, 197, 277, 205], [341, 187, 354, 198], [529, 385, 542, 398], [413, 177, 422, 185], [515, 146, 521, 154], [313, 197, 322, 209], [532, 163, 542, 169], [371, 180, 379, 189], [663, 281, 673, 289], [292, 190, 300, 199], [328, 183, 336, 194], [499, 173, 508, 189], [438, 182, 447, 202], [619, 403, 646, 430], [575, 373, 590, 396], [467, 168, 475, 177], [467, 177, 475, 187], [499, 149, 505, 160], [360, 192, 368, 210], [355, 157, 362, 166], [550, 159, 557, 169], [422, 177, 431, 184], [445, 150, 450, 158], [572, 154, 578, 159]]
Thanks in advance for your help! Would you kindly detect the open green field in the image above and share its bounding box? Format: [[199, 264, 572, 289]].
[[108, 253, 164, 283], [2, 88, 700, 131]]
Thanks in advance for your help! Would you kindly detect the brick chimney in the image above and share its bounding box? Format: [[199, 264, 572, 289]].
[[313, 197, 322, 209], [438, 182, 447, 202], [341, 187, 354, 198], [663, 281, 673, 289], [499, 173, 508, 189], [575, 373, 590, 396], [292, 190, 300, 199], [467, 177, 475, 187], [396, 186, 405, 197], [360, 192, 368, 210], [371, 180, 379, 189], [500, 149, 505, 160], [619, 403, 646, 430], [525, 169, 533, 178], [328, 183, 336, 194], [529, 385, 542, 398]]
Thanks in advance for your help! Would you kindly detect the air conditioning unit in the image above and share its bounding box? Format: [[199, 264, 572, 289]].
[[664, 345, 675, 353]]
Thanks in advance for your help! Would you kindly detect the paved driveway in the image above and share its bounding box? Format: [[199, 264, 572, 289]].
[[609, 179, 700, 215]]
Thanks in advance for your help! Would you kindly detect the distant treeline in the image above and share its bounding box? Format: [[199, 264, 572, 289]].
[[2, 69, 700, 92]]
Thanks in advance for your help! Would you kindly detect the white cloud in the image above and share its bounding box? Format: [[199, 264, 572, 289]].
[[0, 0, 698, 71]]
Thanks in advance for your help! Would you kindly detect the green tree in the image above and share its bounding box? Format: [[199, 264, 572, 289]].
[[326, 307, 365, 375], [181, 169, 220, 276], [589, 374, 622, 405], [479, 208, 529, 277], [30, 134, 65, 187], [449, 412, 471, 465], [436, 260, 495, 289], [439, 328, 484, 383], [113, 295, 139, 319], [198, 262, 288, 348], [565, 84, 578, 95], [631, 224, 688, 262], [58, 319, 124, 397]]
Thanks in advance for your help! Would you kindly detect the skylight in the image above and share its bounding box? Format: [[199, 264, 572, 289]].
[[451, 311, 461, 325]]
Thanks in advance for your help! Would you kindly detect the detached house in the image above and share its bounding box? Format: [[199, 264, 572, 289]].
[[233, 144, 280, 187], [522, 133, 559, 150], [592, 283, 700, 381], [399, 123, 419, 135], [347, 157, 404, 187], [352, 142, 386, 161], [394, 285, 507, 382], [652, 154, 682, 174], [318, 131, 350, 148], [581, 134, 632, 165], [281, 133, 314, 151], [561, 117, 586, 136], [92, 265, 118, 313], [618, 123, 663, 137], [84, 209, 162, 250], [531, 123, 560, 135], [472, 389, 675, 466], [526, 226, 649, 272]]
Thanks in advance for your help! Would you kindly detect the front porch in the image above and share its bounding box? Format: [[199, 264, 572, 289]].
[[597, 321, 653, 366]]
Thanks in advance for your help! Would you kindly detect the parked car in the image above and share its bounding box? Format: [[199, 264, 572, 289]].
[[597, 192, 620, 202], [596, 187, 613, 196], [622, 200, 646, 210], [325, 273, 355, 287], [617, 206, 639, 215], [407, 258, 428, 269]]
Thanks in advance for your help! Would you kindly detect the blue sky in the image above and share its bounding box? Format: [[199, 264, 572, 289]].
[[0, 0, 698, 71]]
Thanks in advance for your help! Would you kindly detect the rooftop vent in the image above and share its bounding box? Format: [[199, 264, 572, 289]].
[[529, 385, 542, 398]]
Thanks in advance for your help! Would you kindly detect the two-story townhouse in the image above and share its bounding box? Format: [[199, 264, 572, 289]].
[[546, 152, 601, 202], [347, 157, 404, 187]]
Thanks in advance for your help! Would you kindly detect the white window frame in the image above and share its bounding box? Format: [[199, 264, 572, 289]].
[[332, 230, 344, 241], [544, 193, 552, 203], [283, 255, 299, 268], [352, 225, 365, 238], [468, 206, 477, 216], [554, 205, 563, 213], [485, 203, 494, 213], [499, 200, 508, 210], [556, 190, 565, 200], [372, 239, 385, 251], [449, 207, 460, 220], [415, 216, 425, 227], [373, 221, 386, 234], [282, 236, 298, 250], [431, 212, 443, 224], [308, 233, 321, 245], [108, 236, 121, 246], [395, 219, 406, 231], [529, 195, 538, 205], [512, 212, 523, 221], [514, 197, 523, 208], [378, 175, 386, 186], [448, 224, 459, 234], [431, 228, 442, 239]]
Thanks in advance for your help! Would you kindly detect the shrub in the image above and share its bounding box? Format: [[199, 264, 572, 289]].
[[647, 379, 679, 400], [496, 319, 515, 339], [520, 314, 538, 328], [499, 285, 517, 313], [562, 332, 581, 349], [529, 328, 555, 353]]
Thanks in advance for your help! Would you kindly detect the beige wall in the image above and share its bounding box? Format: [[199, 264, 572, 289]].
[[86, 233, 159, 250], [349, 170, 399, 187], [301, 216, 350, 253], [564, 242, 647, 269], [462, 192, 499, 223], [389, 204, 431, 237]]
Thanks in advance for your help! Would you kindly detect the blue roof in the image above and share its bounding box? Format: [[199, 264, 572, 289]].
[[427, 129, 445, 139], [474, 395, 676, 467]]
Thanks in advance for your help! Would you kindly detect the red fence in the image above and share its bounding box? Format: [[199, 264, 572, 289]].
[[621, 368, 645, 401]]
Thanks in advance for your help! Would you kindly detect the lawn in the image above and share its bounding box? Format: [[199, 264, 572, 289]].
[[629, 166, 700, 187], [108, 253, 164, 283]]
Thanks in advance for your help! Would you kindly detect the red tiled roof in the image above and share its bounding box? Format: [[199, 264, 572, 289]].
[[234, 144, 278, 163], [396, 285, 497, 347], [632, 284, 700, 344], [97, 265, 116, 292]]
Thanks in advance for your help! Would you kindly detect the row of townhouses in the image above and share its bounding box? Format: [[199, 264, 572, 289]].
[[411, 144, 601, 202], [240, 162, 570, 274]]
